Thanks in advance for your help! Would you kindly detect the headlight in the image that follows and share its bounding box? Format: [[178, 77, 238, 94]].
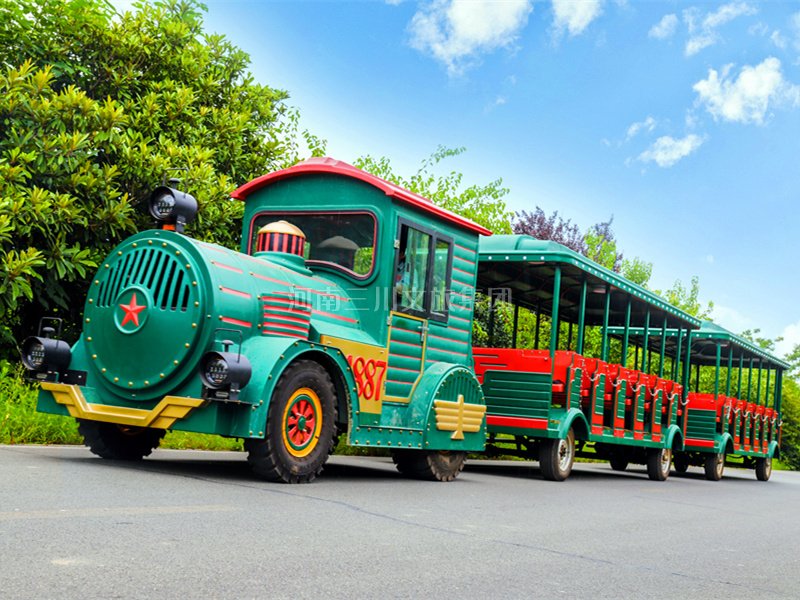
[[25, 341, 46, 369], [21, 335, 71, 374], [150, 191, 176, 219], [204, 357, 229, 387], [147, 186, 198, 233], [199, 343, 251, 402]]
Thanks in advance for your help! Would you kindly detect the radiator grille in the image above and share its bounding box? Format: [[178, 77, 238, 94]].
[[98, 247, 190, 311]]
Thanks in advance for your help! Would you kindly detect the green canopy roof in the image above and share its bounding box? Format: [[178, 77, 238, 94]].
[[607, 321, 789, 369], [478, 235, 701, 331]]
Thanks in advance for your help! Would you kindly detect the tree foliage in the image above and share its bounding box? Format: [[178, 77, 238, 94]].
[[0, 0, 322, 355], [654, 276, 713, 320], [513, 208, 625, 272], [513, 208, 586, 253], [354, 146, 513, 234], [584, 218, 623, 272]]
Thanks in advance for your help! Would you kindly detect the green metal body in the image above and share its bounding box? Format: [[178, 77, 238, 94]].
[[34, 160, 489, 452]]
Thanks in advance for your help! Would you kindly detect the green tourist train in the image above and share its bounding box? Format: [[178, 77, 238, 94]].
[[20, 158, 787, 483]]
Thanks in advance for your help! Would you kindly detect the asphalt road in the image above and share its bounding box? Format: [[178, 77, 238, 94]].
[[1, 445, 799, 599]]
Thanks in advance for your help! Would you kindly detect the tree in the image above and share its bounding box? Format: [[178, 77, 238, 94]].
[[620, 257, 653, 287], [779, 378, 800, 469], [513, 208, 586, 254], [354, 146, 513, 234], [0, 0, 322, 356], [584, 218, 623, 272], [655, 276, 713, 320], [513, 209, 626, 273]]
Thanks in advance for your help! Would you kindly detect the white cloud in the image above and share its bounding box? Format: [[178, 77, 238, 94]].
[[771, 30, 788, 49], [484, 95, 507, 112], [625, 115, 656, 140], [748, 22, 769, 37], [711, 304, 754, 334], [693, 57, 800, 125], [776, 320, 800, 357], [552, 0, 603, 37], [409, 0, 533, 75], [638, 134, 704, 167], [649, 14, 678, 40], [684, 2, 757, 57], [705, 254, 715, 264]]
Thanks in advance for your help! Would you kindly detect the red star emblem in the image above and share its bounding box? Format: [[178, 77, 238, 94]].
[[119, 293, 146, 327]]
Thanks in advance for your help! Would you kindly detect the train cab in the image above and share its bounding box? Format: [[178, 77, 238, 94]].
[[229, 157, 493, 480]]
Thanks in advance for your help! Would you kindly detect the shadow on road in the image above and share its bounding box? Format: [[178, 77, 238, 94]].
[[45, 447, 763, 487], [49, 449, 402, 484]]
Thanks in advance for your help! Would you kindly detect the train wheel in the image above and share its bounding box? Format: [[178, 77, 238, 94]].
[[704, 453, 725, 481], [77, 419, 165, 460], [755, 456, 772, 482], [245, 360, 337, 483], [609, 453, 628, 472], [646, 447, 671, 481], [391, 450, 467, 482], [673, 453, 689, 473], [539, 428, 575, 481]]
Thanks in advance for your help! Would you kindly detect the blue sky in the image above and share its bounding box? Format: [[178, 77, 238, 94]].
[[118, 0, 799, 354]]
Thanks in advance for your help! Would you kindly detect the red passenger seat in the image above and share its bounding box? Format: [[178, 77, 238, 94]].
[[552, 350, 583, 394], [472, 347, 551, 383]]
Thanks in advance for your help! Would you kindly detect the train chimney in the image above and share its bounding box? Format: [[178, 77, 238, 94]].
[[256, 221, 306, 257]]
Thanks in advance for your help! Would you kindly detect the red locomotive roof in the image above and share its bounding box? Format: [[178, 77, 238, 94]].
[[231, 157, 492, 236]]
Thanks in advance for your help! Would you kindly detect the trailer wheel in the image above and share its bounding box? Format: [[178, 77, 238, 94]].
[[245, 360, 337, 483], [755, 456, 772, 482], [77, 420, 165, 460], [391, 450, 466, 482], [673, 453, 689, 473], [646, 447, 671, 481], [539, 428, 575, 481], [704, 453, 725, 481], [609, 454, 628, 472]]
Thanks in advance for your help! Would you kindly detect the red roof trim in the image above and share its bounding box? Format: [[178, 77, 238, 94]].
[[231, 157, 492, 236]]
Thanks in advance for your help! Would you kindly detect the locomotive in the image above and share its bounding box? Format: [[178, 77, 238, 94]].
[[22, 158, 490, 483], [21, 157, 787, 483]]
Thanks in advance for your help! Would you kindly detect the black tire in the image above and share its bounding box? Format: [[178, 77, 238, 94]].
[[609, 453, 628, 472], [673, 453, 689, 473], [244, 360, 337, 483], [704, 453, 725, 481], [391, 450, 467, 482], [755, 456, 772, 482], [77, 419, 165, 460], [646, 447, 671, 481], [539, 428, 575, 482]]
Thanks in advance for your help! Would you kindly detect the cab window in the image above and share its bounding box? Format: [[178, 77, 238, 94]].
[[394, 222, 452, 320], [250, 211, 376, 278]]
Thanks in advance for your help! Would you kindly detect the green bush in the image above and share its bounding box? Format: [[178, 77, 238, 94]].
[[0, 0, 323, 357], [0, 363, 81, 444]]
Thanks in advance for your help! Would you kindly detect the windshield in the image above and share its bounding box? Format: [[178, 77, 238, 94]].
[[250, 211, 376, 278]]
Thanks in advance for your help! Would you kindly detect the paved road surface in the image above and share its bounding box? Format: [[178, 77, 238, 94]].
[[2, 445, 799, 599]]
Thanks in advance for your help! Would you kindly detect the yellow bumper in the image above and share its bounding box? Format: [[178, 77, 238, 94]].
[[41, 382, 206, 429]]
